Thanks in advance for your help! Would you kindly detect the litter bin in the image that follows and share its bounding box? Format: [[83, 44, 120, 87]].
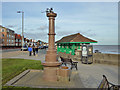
[[58, 66, 71, 82]]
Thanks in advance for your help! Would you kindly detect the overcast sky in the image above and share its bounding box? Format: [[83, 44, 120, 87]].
[[2, 2, 118, 45]]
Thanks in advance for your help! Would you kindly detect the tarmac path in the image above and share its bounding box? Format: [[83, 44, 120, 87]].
[[2, 49, 119, 88], [2, 49, 21, 53], [2, 49, 46, 61]]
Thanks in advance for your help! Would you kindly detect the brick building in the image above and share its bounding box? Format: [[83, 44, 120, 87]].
[[15, 34, 22, 46], [0, 25, 15, 46], [0, 25, 38, 48]]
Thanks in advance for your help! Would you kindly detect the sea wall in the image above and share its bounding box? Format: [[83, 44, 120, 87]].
[[93, 53, 120, 66], [58, 52, 120, 66]]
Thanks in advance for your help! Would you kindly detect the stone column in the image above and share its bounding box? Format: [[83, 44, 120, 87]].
[[42, 10, 61, 82]]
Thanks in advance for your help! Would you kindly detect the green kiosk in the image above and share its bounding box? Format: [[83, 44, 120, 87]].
[[56, 33, 97, 64]]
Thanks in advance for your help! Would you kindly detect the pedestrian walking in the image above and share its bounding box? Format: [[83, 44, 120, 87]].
[[35, 46, 38, 56], [32, 44, 36, 56], [28, 45, 32, 56]]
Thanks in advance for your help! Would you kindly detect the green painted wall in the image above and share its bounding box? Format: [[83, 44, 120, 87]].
[[57, 42, 83, 55], [57, 41, 97, 55]]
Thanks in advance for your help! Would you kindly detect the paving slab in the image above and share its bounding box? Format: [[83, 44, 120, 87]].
[[77, 62, 119, 88], [4, 69, 84, 88]]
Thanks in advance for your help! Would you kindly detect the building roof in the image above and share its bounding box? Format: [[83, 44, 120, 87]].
[[56, 33, 97, 43], [0, 25, 14, 32], [15, 34, 22, 39]]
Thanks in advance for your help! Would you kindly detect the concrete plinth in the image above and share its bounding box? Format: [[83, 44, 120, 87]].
[[42, 62, 61, 82], [5, 69, 84, 88], [43, 67, 58, 82]]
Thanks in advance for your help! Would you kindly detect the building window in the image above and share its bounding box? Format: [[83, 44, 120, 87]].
[[2, 29, 4, 32], [12, 35, 14, 38], [9, 40, 10, 44], [2, 34, 4, 37], [2, 39, 4, 43], [7, 39, 8, 42], [9, 34, 10, 38], [7, 29, 9, 32], [16, 39, 18, 42], [7, 34, 8, 37]]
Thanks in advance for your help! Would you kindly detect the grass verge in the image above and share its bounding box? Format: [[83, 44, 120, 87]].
[[2, 58, 43, 85], [2, 86, 67, 90]]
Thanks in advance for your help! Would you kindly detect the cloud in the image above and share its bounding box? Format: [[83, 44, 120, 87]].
[[36, 25, 61, 31], [2, 2, 118, 45], [56, 29, 97, 41], [16, 27, 21, 32], [37, 25, 48, 31], [76, 29, 97, 37], [55, 25, 61, 29], [56, 30, 71, 37], [2, 0, 119, 2], [6, 24, 17, 28], [24, 32, 48, 42]]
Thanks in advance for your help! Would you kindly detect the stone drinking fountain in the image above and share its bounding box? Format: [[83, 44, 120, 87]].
[[42, 8, 62, 82]]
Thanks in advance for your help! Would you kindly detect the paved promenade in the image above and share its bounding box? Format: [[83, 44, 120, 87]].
[[77, 63, 119, 88], [2, 49, 46, 61], [2, 49, 119, 88]]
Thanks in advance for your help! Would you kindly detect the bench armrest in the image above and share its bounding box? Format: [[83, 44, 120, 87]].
[[73, 62, 78, 63]]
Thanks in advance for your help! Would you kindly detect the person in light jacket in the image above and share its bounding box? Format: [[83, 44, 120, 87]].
[[28, 45, 32, 56]]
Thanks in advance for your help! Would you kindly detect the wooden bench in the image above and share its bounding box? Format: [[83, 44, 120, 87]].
[[60, 57, 78, 70], [97, 75, 120, 90]]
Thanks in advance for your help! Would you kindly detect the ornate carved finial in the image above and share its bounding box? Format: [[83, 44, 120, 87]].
[[46, 8, 54, 13]]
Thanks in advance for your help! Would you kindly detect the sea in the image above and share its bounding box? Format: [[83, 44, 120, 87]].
[[93, 45, 120, 54]]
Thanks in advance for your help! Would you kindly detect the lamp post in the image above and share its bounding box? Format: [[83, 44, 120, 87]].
[[17, 11, 24, 51]]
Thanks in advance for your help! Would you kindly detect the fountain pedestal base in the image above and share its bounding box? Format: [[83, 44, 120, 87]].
[[42, 62, 62, 82]]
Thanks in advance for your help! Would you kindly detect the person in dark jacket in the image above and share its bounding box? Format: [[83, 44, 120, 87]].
[[28, 45, 32, 56], [35, 46, 38, 56], [32, 44, 36, 56]]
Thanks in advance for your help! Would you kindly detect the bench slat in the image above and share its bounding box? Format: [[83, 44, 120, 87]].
[[60, 57, 78, 70]]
